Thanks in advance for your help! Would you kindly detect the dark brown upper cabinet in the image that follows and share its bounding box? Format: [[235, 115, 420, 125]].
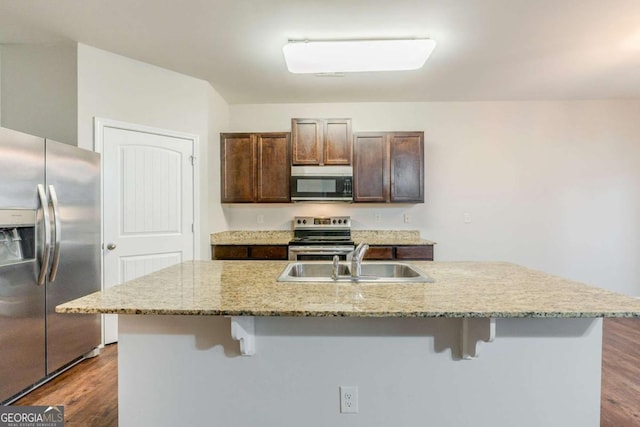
[[324, 119, 352, 165], [220, 132, 291, 203], [352, 133, 387, 202], [389, 132, 424, 202], [221, 133, 254, 202], [291, 118, 352, 165], [353, 131, 424, 203]]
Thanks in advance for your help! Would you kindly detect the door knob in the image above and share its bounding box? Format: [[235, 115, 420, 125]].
[[106, 243, 117, 250]]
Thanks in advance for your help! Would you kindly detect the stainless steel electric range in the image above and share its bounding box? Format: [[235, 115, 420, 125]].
[[288, 216, 355, 261]]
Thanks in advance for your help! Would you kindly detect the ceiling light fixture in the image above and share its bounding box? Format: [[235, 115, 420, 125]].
[[282, 38, 436, 74]]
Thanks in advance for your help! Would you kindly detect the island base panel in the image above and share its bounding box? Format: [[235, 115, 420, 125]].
[[118, 315, 602, 427]]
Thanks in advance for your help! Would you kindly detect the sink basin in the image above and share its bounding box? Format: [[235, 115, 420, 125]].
[[277, 262, 434, 283], [358, 263, 426, 279], [285, 263, 351, 278]]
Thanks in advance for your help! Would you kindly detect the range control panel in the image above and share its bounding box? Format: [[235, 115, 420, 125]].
[[293, 216, 351, 229]]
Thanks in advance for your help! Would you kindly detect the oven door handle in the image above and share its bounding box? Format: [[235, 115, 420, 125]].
[[288, 246, 355, 261], [291, 251, 353, 255]]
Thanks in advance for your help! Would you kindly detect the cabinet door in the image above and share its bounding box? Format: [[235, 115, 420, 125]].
[[364, 246, 394, 260], [389, 132, 424, 203], [395, 245, 433, 260], [221, 133, 256, 202], [212, 245, 249, 259], [249, 245, 288, 260], [292, 119, 322, 165], [324, 119, 352, 165], [257, 133, 291, 202], [212, 245, 288, 260], [353, 133, 388, 202]]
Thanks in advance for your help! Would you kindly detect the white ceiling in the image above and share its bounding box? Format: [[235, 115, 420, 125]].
[[1, 0, 639, 104]]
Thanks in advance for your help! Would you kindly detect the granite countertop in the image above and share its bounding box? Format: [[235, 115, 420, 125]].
[[57, 260, 640, 318], [210, 231, 293, 245], [352, 230, 435, 245], [210, 230, 435, 246]]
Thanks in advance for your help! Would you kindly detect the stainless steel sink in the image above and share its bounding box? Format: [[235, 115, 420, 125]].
[[277, 261, 434, 283], [358, 263, 426, 279], [285, 263, 351, 278]]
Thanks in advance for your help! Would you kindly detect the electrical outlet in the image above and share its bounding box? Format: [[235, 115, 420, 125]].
[[257, 215, 264, 224], [463, 213, 471, 224], [340, 386, 359, 414], [374, 213, 381, 224], [403, 213, 410, 223]]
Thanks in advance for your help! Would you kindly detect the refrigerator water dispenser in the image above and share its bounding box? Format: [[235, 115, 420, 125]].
[[0, 210, 35, 266]]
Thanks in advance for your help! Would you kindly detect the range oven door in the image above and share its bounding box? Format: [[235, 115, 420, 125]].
[[288, 245, 354, 261]]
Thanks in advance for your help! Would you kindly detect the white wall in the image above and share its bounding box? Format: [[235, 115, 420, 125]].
[[225, 101, 640, 296], [0, 43, 77, 145], [77, 43, 229, 258], [207, 86, 231, 233], [119, 315, 603, 427], [0, 49, 2, 123]]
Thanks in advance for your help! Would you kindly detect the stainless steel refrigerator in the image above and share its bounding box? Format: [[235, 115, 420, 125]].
[[0, 126, 101, 403]]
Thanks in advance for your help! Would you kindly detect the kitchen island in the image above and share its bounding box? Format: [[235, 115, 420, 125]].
[[57, 260, 640, 427]]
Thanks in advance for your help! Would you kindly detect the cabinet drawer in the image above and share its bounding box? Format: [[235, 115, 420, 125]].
[[395, 245, 433, 260], [250, 245, 288, 260], [213, 245, 249, 259], [364, 246, 394, 260]]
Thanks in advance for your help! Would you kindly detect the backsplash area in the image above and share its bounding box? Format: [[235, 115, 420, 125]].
[[221, 204, 424, 231]]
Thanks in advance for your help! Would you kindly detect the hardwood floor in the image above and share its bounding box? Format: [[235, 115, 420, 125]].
[[601, 318, 640, 426], [7, 320, 640, 426], [13, 343, 117, 427]]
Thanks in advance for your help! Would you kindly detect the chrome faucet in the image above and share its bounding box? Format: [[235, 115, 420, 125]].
[[350, 242, 369, 278], [331, 255, 340, 280]]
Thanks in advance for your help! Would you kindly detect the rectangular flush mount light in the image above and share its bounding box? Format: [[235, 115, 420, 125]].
[[282, 39, 436, 74]]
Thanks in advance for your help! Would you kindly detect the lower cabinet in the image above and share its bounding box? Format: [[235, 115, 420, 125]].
[[212, 244, 433, 261], [363, 245, 433, 261], [363, 246, 394, 260], [212, 245, 288, 260]]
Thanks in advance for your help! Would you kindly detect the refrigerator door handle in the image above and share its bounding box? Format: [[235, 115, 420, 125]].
[[37, 184, 51, 286], [48, 185, 62, 283]]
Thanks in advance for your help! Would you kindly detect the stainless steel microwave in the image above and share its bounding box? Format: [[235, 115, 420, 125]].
[[290, 166, 353, 202]]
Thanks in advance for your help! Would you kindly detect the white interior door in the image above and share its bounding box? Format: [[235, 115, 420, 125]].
[[97, 119, 197, 343]]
